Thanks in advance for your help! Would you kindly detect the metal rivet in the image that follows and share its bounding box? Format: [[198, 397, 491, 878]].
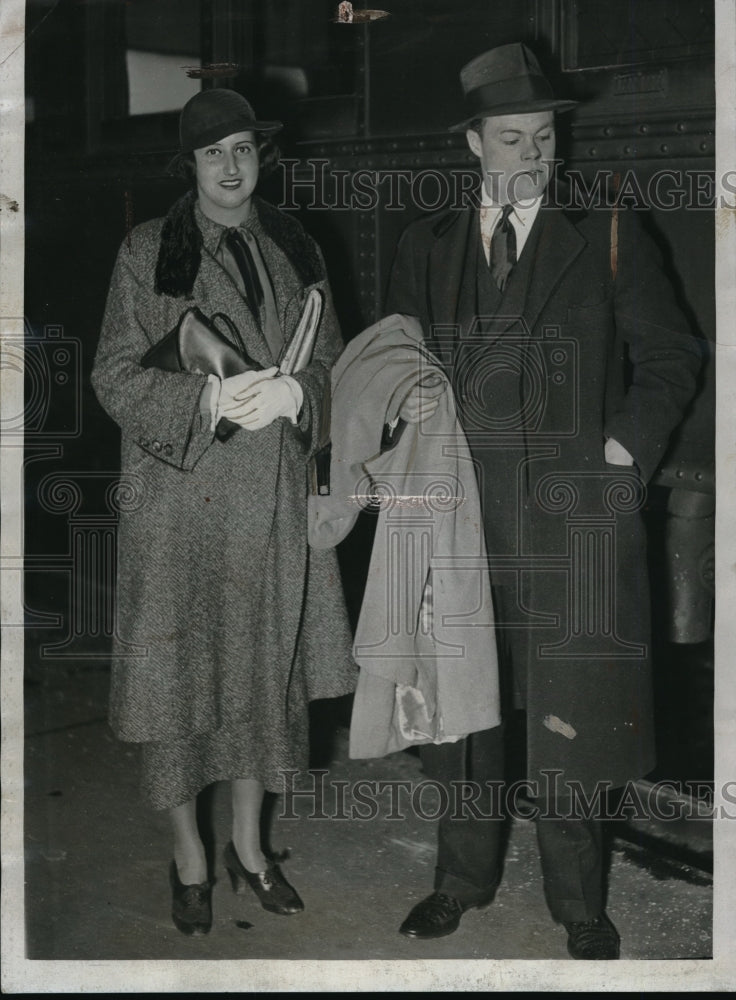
[[639, 124, 649, 134], [589, 147, 597, 156], [660, 143, 669, 153], [623, 145, 632, 154]]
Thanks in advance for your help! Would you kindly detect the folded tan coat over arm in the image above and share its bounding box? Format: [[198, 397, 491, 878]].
[[309, 314, 501, 758]]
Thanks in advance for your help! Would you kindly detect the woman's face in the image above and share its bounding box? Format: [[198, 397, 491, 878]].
[[194, 130, 260, 225]]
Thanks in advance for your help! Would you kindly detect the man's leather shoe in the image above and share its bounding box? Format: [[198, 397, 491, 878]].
[[169, 861, 212, 936], [223, 841, 304, 915], [564, 912, 620, 959], [399, 890, 492, 939]]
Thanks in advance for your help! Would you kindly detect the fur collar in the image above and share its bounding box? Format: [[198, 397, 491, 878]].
[[155, 190, 325, 298]]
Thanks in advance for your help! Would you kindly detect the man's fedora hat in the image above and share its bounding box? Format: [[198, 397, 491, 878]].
[[178, 88, 282, 153], [449, 42, 577, 131]]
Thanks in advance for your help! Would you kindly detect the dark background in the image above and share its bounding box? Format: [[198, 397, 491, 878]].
[[24, 0, 714, 818]]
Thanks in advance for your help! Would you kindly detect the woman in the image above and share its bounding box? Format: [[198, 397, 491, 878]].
[[91, 89, 355, 935]]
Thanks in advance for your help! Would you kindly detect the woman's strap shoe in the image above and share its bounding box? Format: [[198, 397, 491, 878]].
[[169, 861, 212, 936], [223, 841, 304, 916]]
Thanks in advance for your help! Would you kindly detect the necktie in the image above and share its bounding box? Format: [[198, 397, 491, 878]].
[[490, 204, 517, 292], [224, 227, 283, 362], [225, 228, 264, 313]]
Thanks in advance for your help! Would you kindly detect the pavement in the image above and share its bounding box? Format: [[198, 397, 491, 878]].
[[20, 658, 712, 976]]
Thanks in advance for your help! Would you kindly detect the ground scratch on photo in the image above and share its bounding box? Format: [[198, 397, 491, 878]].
[[385, 837, 435, 856]]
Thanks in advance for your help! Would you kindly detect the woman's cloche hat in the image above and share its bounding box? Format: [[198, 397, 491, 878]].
[[449, 42, 577, 131], [178, 88, 282, 152]]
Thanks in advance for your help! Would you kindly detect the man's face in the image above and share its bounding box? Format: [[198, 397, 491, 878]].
[[466, 111, 555, 205]]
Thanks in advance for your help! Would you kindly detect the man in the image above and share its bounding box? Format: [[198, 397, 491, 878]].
[[385, 43, 701, 959]]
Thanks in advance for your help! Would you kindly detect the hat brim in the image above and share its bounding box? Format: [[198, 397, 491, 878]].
[[164, 129, 279, 176], [247, 121, 283, 134], [179, 118, 283, 154], [449, 98, 577, 132]]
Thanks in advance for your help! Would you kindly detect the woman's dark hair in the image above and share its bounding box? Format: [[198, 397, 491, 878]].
[[256, 137, 281, 177], [169, 136, 281, 185]]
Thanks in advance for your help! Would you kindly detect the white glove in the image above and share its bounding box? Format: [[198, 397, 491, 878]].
[[219, 369, 303, 430], [219, 367, 278, 408], [604, 437, 635, 466], [398, 373, 447, 424], [217, 367, 277, 427]]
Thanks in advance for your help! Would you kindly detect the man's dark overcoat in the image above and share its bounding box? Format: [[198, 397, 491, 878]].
[[386, 186, 701, 793], [92, 194, 356, 790]]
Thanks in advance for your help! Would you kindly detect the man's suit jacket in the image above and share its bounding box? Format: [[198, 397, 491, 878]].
[[385, 187, 702, 793]]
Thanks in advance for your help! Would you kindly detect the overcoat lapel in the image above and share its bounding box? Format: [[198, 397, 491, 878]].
[[428, 203, 588, 350], [506, 205, 587, 336], [428, 209, 474, 327], [421, 209, 472, 366], [196, 249, 277, 369], [185, 197, 323, 371]]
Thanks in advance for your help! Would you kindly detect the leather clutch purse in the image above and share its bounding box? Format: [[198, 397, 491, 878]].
[[141, 307, 262, 441]]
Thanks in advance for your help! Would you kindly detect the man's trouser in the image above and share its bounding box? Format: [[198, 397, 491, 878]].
[[418, 582, 604, 924]]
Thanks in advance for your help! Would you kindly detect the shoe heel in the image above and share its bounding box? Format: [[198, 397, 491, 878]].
[[223, 842, 252, 895], [225, 864, 249, 895]]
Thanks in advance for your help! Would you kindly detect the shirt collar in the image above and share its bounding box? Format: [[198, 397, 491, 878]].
[[479, 185, 542, 230], [194, 198, 263, 255]]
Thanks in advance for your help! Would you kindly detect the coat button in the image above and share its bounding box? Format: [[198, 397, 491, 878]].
[[164, 444, 172, 456], [152, 440, 162, 452]]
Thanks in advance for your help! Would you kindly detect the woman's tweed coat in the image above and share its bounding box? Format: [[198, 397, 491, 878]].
[[91, 193, 356, 784]]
